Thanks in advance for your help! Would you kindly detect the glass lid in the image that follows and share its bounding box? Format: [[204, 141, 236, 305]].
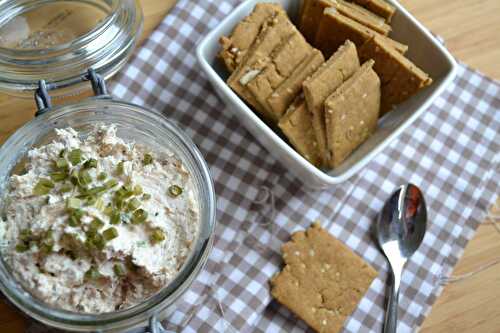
[[0, 0, 143, 96]]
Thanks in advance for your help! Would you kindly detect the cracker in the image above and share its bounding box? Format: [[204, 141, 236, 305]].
[[299, 0, 329, 43], [227, 11, 296, 121], [359, 36, 432, 114], [267, 49, 325, 122], [351, 0, 396, 22], [331, 0, 391, 35], [303, 40, 360, 167], [270, 222, 378, 333], [278, 97, 322, 166], [314, 8, 407, 58], [219, 3, 284, 72], [325, 60, 380, 168], [246, 32, 312, 117]]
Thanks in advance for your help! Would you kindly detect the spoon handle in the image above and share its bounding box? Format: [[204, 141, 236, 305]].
[[384, 270, 401, 333]]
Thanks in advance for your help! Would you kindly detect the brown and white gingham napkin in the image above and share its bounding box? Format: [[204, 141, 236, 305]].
[[20, 0, 498, 332]]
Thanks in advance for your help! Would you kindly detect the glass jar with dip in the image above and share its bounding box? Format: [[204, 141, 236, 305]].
[[0, 1, 217, 332]]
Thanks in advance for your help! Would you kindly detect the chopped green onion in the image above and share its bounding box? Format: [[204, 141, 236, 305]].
[[104, 204, 113, 216], [68, 208, 84, 227], [95, 197, 105, 210], [84, 186, 107, 196], [66, 198, 82, 209], [50, 171, 68, 182], [143, 153, 153, 165], [103, 227, 119, 241], [116, 161, 124, 175], [93, 234, 106, 250], [113, 264, 126, 277], [19, 229, 31, 242], [60, 183, 73, 193], [105, 179, 118, 189], [55, 158, 69, 170], [40, 242, 54, 254], [116, 186, 133, 199], [85, 195, 97, 206], [133, 185, 143, 196], [79, 170, 92, 186], [84, 267, 100, 280], [90, 218, 104, 231], [15, 243, 29, 253], [168, 185, 183, 198], [150, 228, 166, 244], [127, 198, 141, 212], [33, 179, 54, 195], [83, 158, 97, 169], [68, 149, 82, 165], [97, 172, 107, 181], [70, 170, 80, 186], [59, 149, 66, 158], [131, 209, 148, 225], [142, 193, 151, 201], [110, 212, 121, 225]]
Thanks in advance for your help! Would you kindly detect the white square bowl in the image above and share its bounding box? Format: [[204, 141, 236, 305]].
[[196, 0, 458, 189]]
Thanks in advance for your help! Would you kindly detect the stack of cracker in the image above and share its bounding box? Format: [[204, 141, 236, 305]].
[[300, 0, 432, 114], [219, 1, 432, 171], [221, 5, 325, 125]]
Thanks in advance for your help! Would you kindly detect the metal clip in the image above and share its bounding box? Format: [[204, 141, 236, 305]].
[[34, 68, 110, 117]]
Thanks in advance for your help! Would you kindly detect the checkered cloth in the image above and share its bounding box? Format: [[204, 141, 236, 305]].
[[23, 0, 499, 332]]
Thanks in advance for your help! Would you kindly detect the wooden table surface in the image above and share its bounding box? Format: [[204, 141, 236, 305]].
[[0, 0, 499, 332]]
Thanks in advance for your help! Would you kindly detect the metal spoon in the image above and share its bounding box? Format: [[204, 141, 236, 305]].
[[376, 184, 427, 333]]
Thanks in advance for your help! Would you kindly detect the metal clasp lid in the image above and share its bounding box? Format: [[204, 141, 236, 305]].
[[34, 68, 110, 117]]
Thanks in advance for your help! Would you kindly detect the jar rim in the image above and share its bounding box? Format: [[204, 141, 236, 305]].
[[0, 0, 143, 96], [0, 99, 217, 331]]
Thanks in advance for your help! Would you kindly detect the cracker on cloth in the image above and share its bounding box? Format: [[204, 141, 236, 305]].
[[219, 3, 284, 72], [303, 40, 360, 167], [271, 222, 378, 333], [359, 36, 433, 114], [325, 60, 381, 168], [278, 97, 322, 166], [314, 7, 407, 58]]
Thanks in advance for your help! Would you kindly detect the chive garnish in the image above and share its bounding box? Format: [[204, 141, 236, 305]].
[[113, 264, 126, 277], [131, 209, 148, 224], [116, 161, 124, 175], [66, 198, 82, 209], [15, 243, 29, 253], [133, 185, 143, 196], [68, 149, 82, 165], [110, 212, 121, 225], [55, 158, 69, 170], [50, 171, 67, 182], [105, 179, 118, 189], [142, 193, 151, 201], [103, 227, 118, 241], [150, 228, 166, 244], [97, 172, 107, 181], [168, 185, 183, 198], [79, 170, 92, 186], [83, 158, 97, 169], [33, 179, 55, 195], [127, 198, 141, 212], [143, 153, 153, 165]]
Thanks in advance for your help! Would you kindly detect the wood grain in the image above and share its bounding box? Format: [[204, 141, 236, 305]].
[[0, 1, 499, 332]]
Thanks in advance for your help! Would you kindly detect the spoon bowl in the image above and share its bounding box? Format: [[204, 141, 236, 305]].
[[376, 184, 427, 333]]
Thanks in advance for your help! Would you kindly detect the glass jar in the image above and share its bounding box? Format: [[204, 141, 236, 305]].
[[0, 0, 143, 97], [0, 74, 217, 332]]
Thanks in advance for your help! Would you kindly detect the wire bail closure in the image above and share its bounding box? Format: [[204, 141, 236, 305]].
[[34, 68, 110, 117]]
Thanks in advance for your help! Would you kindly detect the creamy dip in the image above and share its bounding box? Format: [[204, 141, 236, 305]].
[[0, 125, 200, 313]]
